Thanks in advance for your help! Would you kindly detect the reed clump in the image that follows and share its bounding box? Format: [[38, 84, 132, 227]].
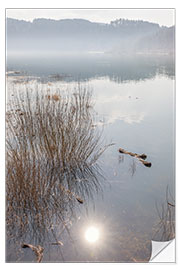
[[6, 85, 104, 244]]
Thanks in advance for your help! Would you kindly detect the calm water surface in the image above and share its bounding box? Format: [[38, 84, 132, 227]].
[[6, 53, 175, 262]]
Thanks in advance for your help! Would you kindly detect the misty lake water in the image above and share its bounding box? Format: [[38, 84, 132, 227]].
[[6, 53, 175, 262]]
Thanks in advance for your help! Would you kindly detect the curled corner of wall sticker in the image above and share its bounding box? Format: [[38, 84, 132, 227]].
[[150, 239, 175, 262]]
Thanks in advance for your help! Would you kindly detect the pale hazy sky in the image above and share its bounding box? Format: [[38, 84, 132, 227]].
[[6, 9, 175, 27]]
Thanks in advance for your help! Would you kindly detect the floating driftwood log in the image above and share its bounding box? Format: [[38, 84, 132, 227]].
[[118, 148, 152, 167]]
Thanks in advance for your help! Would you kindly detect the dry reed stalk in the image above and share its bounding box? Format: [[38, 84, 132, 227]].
[[6, 84, 106, 246], [153, 186, 175, 241]]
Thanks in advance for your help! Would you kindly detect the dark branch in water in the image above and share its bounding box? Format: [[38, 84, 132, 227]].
[[51, 241, 64, 246], [59, 183, 84, 204], [168, 202, 175, 207], [22, 243, 44, 262]]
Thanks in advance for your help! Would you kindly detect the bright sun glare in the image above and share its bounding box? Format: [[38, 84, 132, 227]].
[[85, 226, 100, 243]]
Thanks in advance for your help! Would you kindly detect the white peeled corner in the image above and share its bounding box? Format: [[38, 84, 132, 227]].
[[150, 239, 175, 262]]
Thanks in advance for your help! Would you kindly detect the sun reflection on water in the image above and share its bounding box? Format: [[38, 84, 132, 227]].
[[85, 226, 100, 243]]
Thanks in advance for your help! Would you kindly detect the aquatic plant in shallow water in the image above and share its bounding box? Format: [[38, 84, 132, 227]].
[[153, 186, 175, 242], [6, 84, 106, 253]]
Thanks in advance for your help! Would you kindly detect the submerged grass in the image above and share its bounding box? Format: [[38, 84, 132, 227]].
[[6, 84, 105, 247]]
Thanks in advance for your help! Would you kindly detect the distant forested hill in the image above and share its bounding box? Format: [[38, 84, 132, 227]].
[[134, 26, 175, 53], [6, 18, 175, 53]]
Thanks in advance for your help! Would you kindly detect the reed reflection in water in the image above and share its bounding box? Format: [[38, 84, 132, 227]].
[[153, 186, 175, 242], [6, 84, 106, 261]]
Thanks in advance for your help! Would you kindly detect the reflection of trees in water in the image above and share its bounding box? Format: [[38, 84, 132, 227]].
[[153, 186, 175, 241], [49, 55, 174, 84], [106, 54, 174, 84], [6, 85, 105, 261], [7, 54, 174, 84]]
